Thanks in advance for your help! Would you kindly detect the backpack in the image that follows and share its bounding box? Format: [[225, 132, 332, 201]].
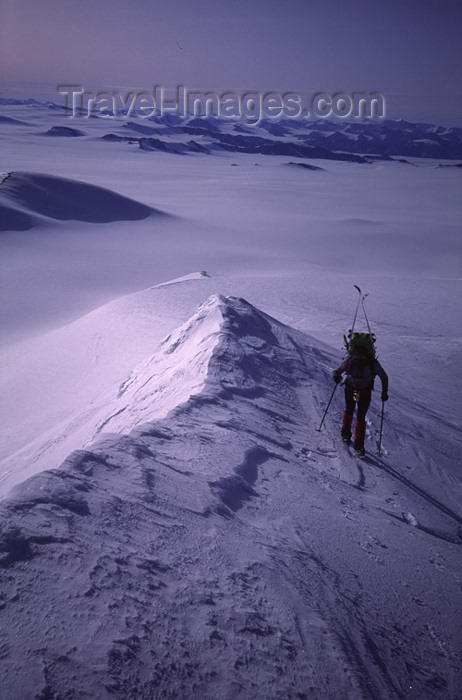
[[343, 333, 377, 388], [346, 331, 376, 359]]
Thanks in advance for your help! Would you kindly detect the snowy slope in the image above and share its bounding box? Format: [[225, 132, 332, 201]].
[[0, 272, 214, 495], [1, 269, 459, 506], [1, 100, 461, 348], [0, 171, 163, 231], [1, 97, 461, 699], [0, 296, 461, 699]]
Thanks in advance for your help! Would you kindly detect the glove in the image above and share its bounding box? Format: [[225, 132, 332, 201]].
[[333, 372, 342, 385], [381, 391, 389, 402]]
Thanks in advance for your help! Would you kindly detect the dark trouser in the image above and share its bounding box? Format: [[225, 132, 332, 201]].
[[345, 384, 372, 422]]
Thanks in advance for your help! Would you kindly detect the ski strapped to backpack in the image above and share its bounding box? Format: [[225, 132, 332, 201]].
[[343, 285, 376, 359]]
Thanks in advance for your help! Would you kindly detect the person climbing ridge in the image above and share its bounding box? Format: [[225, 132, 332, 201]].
[[316, 286, 389, 454], [333, 286, 388, 456], [332, 341, 388, 456]]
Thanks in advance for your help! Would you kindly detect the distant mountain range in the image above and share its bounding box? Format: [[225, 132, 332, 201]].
[[2, 97, 462, 160]]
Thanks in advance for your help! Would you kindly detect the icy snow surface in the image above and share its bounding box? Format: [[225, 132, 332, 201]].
[[0, 171, 161, 230], [0, 101, 461, 698], [1, 294, 461, 698]]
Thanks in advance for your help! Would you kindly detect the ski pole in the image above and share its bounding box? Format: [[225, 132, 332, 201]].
[[378, 400, 385, 454], [317, 383, 338, 432]]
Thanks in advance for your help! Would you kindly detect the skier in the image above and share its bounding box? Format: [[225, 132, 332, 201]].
[[332, 344, 388, 455]]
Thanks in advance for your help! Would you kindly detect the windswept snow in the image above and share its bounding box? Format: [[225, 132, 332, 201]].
[[97, 294, 233, 433], [0, 295, 460, 698], [0, 171, 162, 230], [0, 99, 461, 699], [153, 271, 210, 288]]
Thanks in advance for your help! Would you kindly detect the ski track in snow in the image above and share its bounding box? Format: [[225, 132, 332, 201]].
[[1, 296, 461, 699]]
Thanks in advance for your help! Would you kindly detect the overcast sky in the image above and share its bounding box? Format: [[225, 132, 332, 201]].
[[1, 0, 461, 125]]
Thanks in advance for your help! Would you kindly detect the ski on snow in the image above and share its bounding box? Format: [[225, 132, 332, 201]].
[[342, 437, 366, 459]]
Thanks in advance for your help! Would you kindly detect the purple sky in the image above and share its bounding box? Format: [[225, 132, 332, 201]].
[[1, 0, 461, 125]]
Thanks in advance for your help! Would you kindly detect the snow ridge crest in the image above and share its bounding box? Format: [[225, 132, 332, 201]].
[[99, 294, 319, 436], [4, 295, 330, 507]]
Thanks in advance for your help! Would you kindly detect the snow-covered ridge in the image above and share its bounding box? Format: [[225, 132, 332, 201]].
[[1, 292, 335, 523], [1, 294, 460, 698], [152, 270, 210, 288], [94, 294, 237, 435], [69, 294, 331, 439], [107, 295, 321, 429], [0, 171, 165, 230], [0, 293, 331, 500]]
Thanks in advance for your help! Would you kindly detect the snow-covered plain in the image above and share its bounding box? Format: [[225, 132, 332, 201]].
[[0, 102, 461, 698]]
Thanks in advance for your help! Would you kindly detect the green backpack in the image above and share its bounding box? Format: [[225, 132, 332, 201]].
[[346, 331, 376, 359]]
